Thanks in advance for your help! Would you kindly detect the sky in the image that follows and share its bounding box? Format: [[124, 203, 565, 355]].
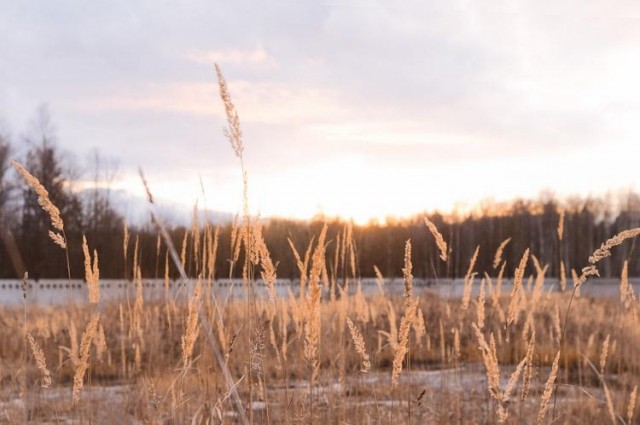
[[2, 1, 640, 224]]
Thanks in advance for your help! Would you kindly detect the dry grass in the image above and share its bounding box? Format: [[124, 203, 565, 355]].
[[346, 317, 370, 373], [2, 274, 640, 423], [493, 237, 511, 270], [5, 69, 640, 425], [628, 385, 638, 424], [589, 228, 640, 264], [507, 248, 529, 327], [82, 235, 100, 305], [424, 217, 448, 262], [537, 350, 560, 425], [26, 332, 51, 389], [72, 312, 100, 404], [10, 160, 64, 237]]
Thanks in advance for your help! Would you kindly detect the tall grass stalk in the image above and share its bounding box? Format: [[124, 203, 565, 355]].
[[139, 169, 249, 425]]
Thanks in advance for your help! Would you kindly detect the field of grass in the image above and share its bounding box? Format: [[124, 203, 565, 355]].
[[1, 67, 639, 424], [2, 254, 639, 424]]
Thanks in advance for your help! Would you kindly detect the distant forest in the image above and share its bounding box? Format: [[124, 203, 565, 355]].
[[1, 111, 640, 280]]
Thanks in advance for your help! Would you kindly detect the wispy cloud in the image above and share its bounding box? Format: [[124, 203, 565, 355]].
[[75, 80, 345, 125], [75, 83, 219, 116], [185, 45, 276, 67]]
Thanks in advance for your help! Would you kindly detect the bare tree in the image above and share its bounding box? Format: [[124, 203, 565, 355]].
[[19, 106, 83, 278], [0, 132, 26, 277]]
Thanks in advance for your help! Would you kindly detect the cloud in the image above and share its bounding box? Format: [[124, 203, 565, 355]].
[[71, 83, 220, 116], [2, 0, 640, 220], [185, 45, 276, 67], [71, 79, 347, 127]]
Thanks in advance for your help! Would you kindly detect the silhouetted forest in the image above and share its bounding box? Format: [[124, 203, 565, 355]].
[[1, 110, 639, 281]]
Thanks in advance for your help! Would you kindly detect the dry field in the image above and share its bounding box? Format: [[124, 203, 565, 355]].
[[2, 67, 639, 424], [1, 231, 640, 425]]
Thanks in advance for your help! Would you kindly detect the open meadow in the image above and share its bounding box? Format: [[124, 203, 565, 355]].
[[2, 68, 640, 425], [2, 238, 640, 424]]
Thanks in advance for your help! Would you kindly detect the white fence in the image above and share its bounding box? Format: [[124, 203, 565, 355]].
[[0, 277, 636, 306]]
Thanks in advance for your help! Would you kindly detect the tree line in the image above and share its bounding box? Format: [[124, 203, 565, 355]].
[[1, 110, 639, 281]]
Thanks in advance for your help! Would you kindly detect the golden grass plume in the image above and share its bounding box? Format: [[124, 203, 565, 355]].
[[27, 332, 52, 388], [521, 330, 536, 402], [391, 298, 418, 389], [507, 248, 529, 327], [537, 350, 560, 425], [402, 239, 413, 304], [11, 160, 65, 248], [477, 278, 486, 329], [215, 63, 244, 158], [82, 235, 100, 305], [589, 228, 640, 264], [493, 237, 511, 270], [461, 246, 480, 311], [304, 224, 328, 384], [73, 313, 100, 404], [346, 317, 371, 372], [424, 217, 448, 261], [628, 385, 638, 425], [254, 223, 277, 302], [181, 277, 202, 368]]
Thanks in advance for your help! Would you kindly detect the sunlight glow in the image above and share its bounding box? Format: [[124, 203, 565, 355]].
[[101, 141, 640, 226]]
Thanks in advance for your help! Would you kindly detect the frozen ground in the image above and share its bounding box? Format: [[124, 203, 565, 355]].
[[0, 364, 609, 424]]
